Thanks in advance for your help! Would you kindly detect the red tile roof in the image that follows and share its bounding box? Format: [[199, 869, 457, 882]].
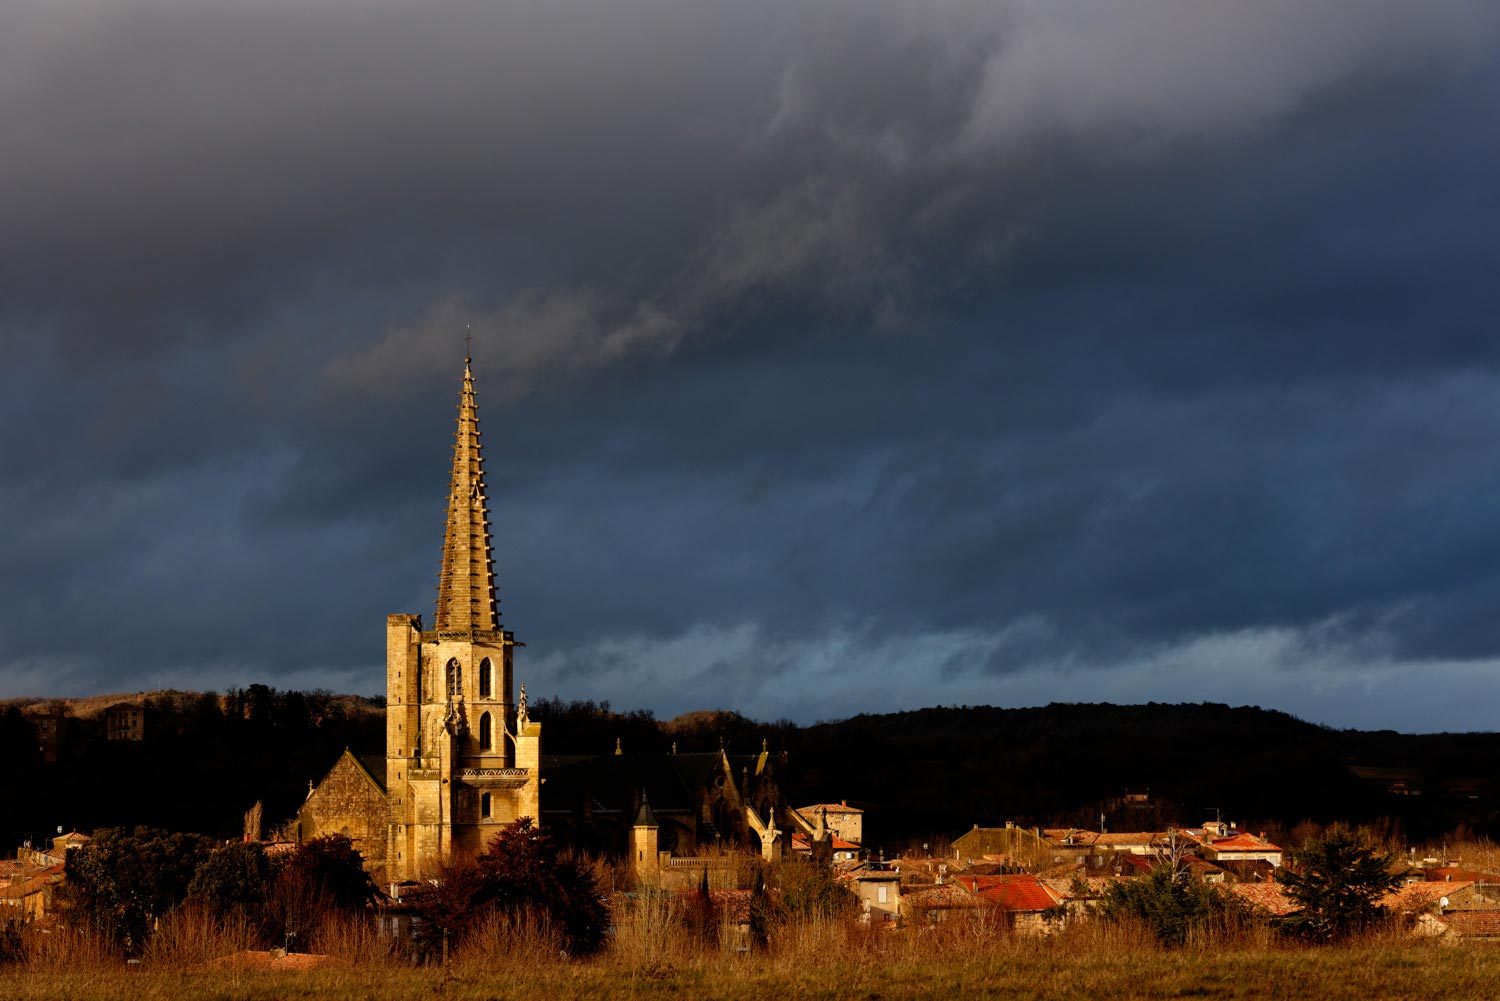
[[790, 832, 859, 851], [1040, 877, 1115, 900], [1042, 829, 1100, 846], [1227, 883, 1298, 916], [1382, 881, 1476, 911], [1424, 866, 1500, 883], [903, 883, 989, 910], [1093, 833, 1162, 848], [798, 803, 864, 814], [1206, 833, 1282, 853], [958, 875, 1060, 912], [1436, 911, 1500, 938]]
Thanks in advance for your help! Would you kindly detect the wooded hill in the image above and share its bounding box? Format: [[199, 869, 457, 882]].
[[4, 693, 1497, 854]]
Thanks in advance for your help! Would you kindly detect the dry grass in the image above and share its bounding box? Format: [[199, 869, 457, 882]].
[[7, 906, 1500, 1000], [7, 939, 1500, 1001]]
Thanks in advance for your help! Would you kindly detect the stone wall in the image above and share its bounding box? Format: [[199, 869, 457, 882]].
[[299, 750, 389, 880]]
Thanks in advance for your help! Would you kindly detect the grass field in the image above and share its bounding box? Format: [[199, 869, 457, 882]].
[[8, 915, 1500, 1001], [8, 945, 1500, 1001]]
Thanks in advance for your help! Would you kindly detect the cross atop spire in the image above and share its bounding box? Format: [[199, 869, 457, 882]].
[[435, 353, 499, 633]]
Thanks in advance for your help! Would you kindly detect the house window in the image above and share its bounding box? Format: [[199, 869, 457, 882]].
[[479, 712, 492, 751], [481, 793, 492, 818], [479, 658, 492, 699], [877, 885, 888, 904], [446, 659, 462, 699]]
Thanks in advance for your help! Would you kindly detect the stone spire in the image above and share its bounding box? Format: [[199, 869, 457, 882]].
[[435, 353, 499, 633]]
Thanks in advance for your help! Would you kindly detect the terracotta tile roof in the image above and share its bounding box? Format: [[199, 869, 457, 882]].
[[903, 883, 990, 910], [798, 803, 863, 814], [1206, 833, 1282, 853], [1093, 833, 1162, 848], [1424, 866, 1500, 883], [1227, 883, 1298, 917], [1040, 877, 1115, 900], [1042, 829, 1100, 846], [957, 874, 1061, 912], [790, 832, 859, 852], [1217, 859, 1277, 881], [1382, 881, 1476, 911], [1436, 911, 1500, 938]]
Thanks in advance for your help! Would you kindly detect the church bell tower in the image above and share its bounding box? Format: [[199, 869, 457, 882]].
[[385, 352, 542, 880]]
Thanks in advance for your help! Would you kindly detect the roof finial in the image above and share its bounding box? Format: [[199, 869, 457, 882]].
[[465, 325, 472, 363]]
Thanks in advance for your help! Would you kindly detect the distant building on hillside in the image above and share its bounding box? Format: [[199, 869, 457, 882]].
[[104, 702, 145, 741]]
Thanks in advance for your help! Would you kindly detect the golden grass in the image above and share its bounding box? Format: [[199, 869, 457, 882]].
[[6, 940, 1500, 1001], [8, 904, 1500, 1001]]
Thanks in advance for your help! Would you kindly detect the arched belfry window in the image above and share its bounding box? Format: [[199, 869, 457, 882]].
[[479, 712, 492, 751], [479, 658, 492, 699], [446, 659, 462, 700]]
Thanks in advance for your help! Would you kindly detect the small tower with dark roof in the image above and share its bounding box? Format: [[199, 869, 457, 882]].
[[630, 795, 661, 882]]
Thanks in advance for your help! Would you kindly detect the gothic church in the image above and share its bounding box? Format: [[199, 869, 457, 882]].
[[300, 356, 817, 881], [299, 355, 539, 880]]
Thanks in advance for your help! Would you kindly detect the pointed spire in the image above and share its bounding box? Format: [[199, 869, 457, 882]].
[[633, 794, 657, 828], [435, 352, 499, 633]]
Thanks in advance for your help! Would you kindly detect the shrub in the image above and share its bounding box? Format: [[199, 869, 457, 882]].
[[1096, 866, 1250, 947], [1278, 829, 1403, 942], [63, 827, 214, 953], [416, 818, 605, 958]]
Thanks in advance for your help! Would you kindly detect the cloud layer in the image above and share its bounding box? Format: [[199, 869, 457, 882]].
[[3, 1, 1499, 730]]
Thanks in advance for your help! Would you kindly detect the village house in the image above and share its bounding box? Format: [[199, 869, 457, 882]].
[[1177, 823, 1283, 867], [952, 873, 1065, 935], [104, 702, 145, 742], [952, 823, 1049, 867], [790, 831, 859, 862], [796, 802, 863, 846], [901, 881, 994, 926], [843, 861, 902, 927], [0, 831, 85, 924]]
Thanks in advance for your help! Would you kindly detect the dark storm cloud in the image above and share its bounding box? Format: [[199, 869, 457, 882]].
[[3, 0, 1500, 729]]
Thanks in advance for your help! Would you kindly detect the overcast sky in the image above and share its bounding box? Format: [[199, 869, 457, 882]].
[[4, 0, 1500, 731]]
